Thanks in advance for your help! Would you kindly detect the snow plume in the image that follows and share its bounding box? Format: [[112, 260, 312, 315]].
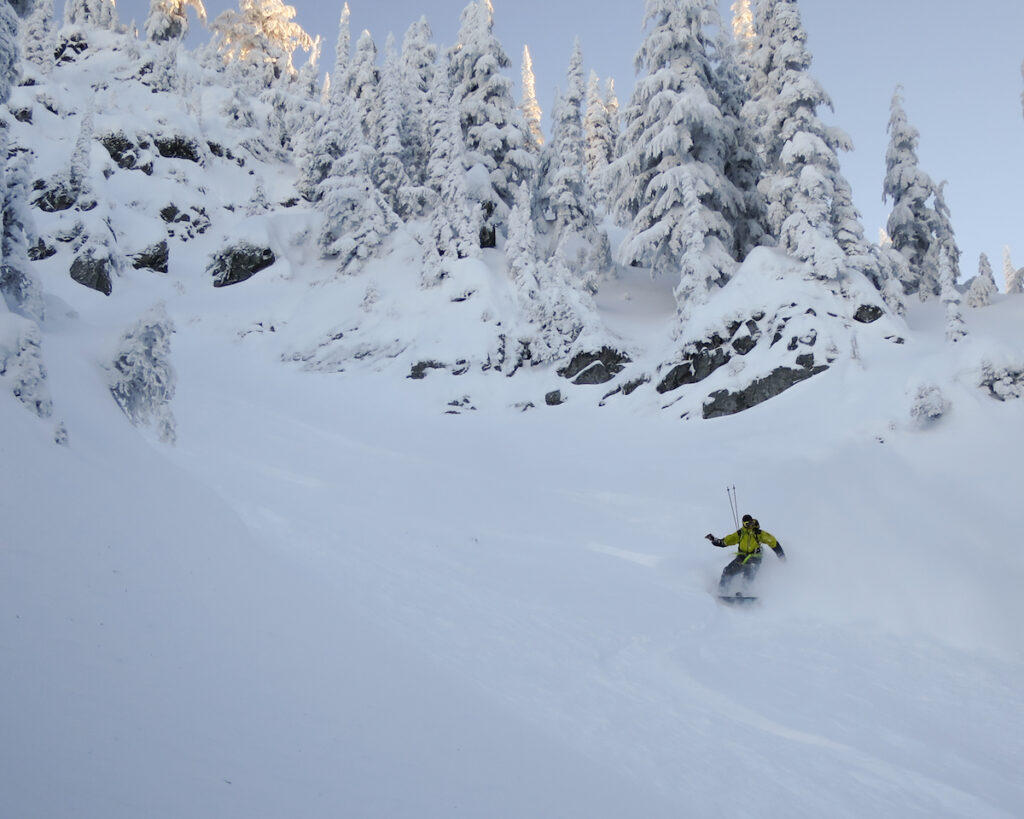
[[107, 304, 177, 444]]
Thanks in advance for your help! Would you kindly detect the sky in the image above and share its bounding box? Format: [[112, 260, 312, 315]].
[[104, 0, 1024, 284]]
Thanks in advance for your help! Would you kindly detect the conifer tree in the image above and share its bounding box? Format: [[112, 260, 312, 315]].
[[21, 0, 56, 74], [1004, 246, 1023, 294], [316, 93, 397, 273], [731, 0, 755, 47], [372, 36, 415, 218], [349, 29, 381, 143], [0, 0, 18, 103], [711, 25, 766, 259], [521, 45, 544, 149], [64, 0, 118, 30], [447, 0, 535, 247], [399, 17, 437, 191], [966, 252, 998, 308], [883, 87, 960, 298], [1, 148, 44, 323], [109, 305, 177, 444], [614, 0, 741, 315], [331, 2, 351, 96], [209, 0, 313, 85], [505, 184, 594, 372], [584, 71, 615, 209], [296, 6, 350, 200], [746, 0, 857, 281], [541, 40, 601, 289], [939, 248, 966, 343], [424, 63, 480, 280], [145, 0, 206, 43]]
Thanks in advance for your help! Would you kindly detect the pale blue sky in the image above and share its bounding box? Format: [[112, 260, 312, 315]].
[[105, 0, 1024, 282]]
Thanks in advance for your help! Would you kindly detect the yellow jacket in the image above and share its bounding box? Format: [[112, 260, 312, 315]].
[[722, 526, 780, 557]]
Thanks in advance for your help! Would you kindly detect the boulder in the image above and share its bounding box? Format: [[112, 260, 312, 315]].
[[207, 243, 275, 287], [702, 360, 828, 419], [131, 241, 169, 274], [558, 347, 630, 385], [70, 250, 113, 296]]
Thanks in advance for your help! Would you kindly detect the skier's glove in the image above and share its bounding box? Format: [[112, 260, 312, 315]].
[[705, 534, 724, 547], [774, 545, 786, 561]]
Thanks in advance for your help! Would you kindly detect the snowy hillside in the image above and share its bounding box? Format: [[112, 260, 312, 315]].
[[2, 3, 1024, 818]]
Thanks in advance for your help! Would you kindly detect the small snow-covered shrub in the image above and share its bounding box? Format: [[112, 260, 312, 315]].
[[0, 311, 53, 418], [108, 304, 177, 443], [976, 359, 1024, 402], [909, 382, 949, 427]]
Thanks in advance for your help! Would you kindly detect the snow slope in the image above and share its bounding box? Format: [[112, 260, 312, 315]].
[[3, 21, 1024, 819], [3, 248, 1023, 817]]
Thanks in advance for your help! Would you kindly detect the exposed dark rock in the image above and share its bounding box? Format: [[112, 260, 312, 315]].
[[545, 390, 564, 406], [32, 177, 76, 212], [160, 204, 211, 239], [98, 132, 153, 174], [27, 238, 57, 261], [131, 241, 169, 274], [558, 347, 630, 385], [154, 135, 203, 163], [731, 334, 758, 356], [54, 33, 88, 64], [703, 363, 829, 419], [207, 243, 275, 287], [657, 347, 729, 394], [70, 250, 113, 296], [408, 360, 446, 380], [12, 107, 32, 123], [622, 376, 648, 396], [853, 304, 885, 324]]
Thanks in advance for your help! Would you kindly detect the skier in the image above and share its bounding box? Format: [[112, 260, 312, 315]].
[[706, 514, 786, 595]]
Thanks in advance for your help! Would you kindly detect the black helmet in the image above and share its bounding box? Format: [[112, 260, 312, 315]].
[[742, 514, 753, 524]]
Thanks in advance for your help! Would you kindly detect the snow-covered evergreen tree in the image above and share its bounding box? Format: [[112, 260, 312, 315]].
[[209, 0, 313, 84], [145, 0, 206, 43], [108, 305, 177, 444], [0, 0, 19, 102], [883, 87, 960, 298], [521, 45, 544, 149], [731, 0, 755, 47], [711, 24, 766, 259], [1004, 246, 1023, 294], [505, 184, 594, 372], [317, 93, 397, 273], [939, 248, 966, 343], [542, 39, 596, 272], [399, 17, 437, 191], [613, 0, 742, 315], [20, 0, 56, 74], [372, 36, 415, 218], [424, 63, 480, 282], [349, 29, 380, 142], [0, 309, 53, 419], [583, 71, 615, 210], [966, 252, 998, 308], [745, 0, 856, 281], [1, 146, 44, 322], [295, 7, 351, 200], [64, 0, 118, 30], [447, 0, 535, 247]]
